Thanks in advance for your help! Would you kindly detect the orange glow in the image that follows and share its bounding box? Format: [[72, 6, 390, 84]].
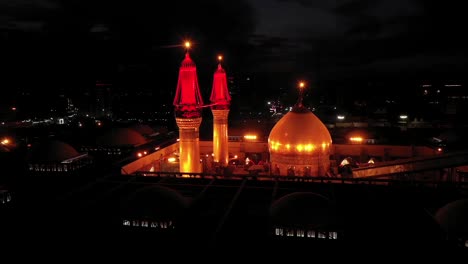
[[218, 55, 223, 62], [212, 110, 229, 165], [143, 151, 147, 155], [305, 144, 314, 151], [350, 137, 363, 143], [270, 141, 329, 153], [137, 152, 142, 158], [234, 155, 238, 159], [298, 81, 305, 89], [1, 138, 10, 145], [168, 157, 177, 162], [296, 144, 303, 152], [184, 41, 191, 49], [176, 119, 202, 173], [244, 135, 257, 140]]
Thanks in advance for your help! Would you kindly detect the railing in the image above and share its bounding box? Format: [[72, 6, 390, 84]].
[[132, 171, 468, 189], [352, 150, 468, 178]]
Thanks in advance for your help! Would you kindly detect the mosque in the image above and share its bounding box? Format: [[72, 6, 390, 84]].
[[171, 46, 333, 177], [105, 46, 468, 250], [5, 44, 468, 253], [123, 44, 468, 183]]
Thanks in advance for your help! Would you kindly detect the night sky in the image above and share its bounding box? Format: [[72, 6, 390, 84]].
[[1, 0, 466, 103]]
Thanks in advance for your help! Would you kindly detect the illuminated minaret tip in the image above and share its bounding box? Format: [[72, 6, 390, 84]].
[[210, 54, 231, 166], [173, 41, 203, 174]]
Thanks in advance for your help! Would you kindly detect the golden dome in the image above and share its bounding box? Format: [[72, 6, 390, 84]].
[[269, 108, 332, 154], [268, 106, 332, 177]]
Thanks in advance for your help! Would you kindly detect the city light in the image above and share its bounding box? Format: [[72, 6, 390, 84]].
[[184, 41, 191, 49], [350, 137, 363, 143], [1, 138, 10, 145], [218, 55, 223, 62], [337, 115, 345, 120], [400, 115, 408, 119], [244, 135, 257, 140], [168, 157, 177, 163]]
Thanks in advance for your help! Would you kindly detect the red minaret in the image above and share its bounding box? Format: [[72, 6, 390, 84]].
[[173, 42, 203, 174], [210, 55, 231, 166]]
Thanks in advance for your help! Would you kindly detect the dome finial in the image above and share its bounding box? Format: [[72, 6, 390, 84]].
[[296, 81, 306, 107]]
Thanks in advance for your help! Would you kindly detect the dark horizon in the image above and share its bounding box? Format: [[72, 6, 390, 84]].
[[1, 0, 467, 119]]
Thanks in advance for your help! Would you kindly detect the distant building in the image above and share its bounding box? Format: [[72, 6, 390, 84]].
[[81, 127, 147, 160], [95, 80, 113, 118], [27, 140, 92, 174]]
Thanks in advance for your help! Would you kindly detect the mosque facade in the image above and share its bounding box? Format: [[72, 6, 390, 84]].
[[171, 49, 331, 177]]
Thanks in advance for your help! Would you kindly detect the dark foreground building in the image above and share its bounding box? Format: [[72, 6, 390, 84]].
[[2, 172, 467, 258]]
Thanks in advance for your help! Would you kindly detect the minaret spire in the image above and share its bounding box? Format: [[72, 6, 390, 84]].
[[173, 41, 203, 174], [210, 54, 231, 166], [210, 55, 231, 109], [173, 41, 204, 118]]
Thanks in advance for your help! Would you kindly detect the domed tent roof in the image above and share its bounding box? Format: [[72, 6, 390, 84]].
[[269, 108, 332, 154], [122, 186, 189, 220], [97, 128, 147, 147], [435, 198, 468, 237], [130, 124, 155, 137], [270, 192, 336, 229], [28, 140, 80, 163]]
